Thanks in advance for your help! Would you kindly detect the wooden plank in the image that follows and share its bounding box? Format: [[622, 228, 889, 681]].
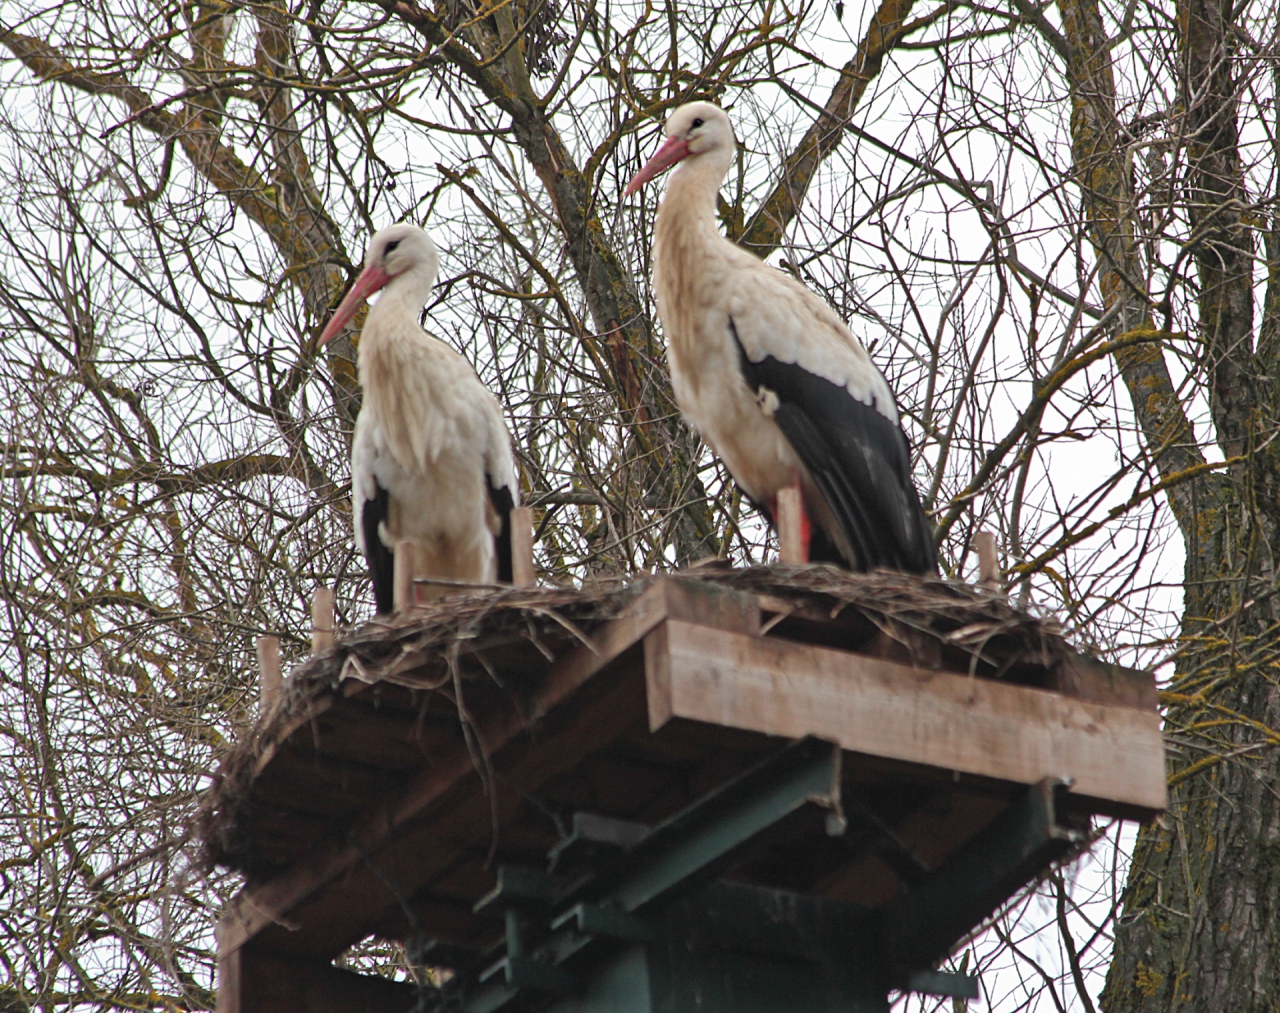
[[216, 596, 663, 958], [511, 506, 535, 586], [820, 792, 1008, 906], [861, 629, 942, 670], [644, 622, 673, 736], [237, 811, 336, 872], [366, 890, 487, 948], [222, 655, 650, 961], [527, 577, 756, 714], [1052, 654, 1158, 710], [311, 588, 335, 655], [250, 745, 403, 820], [300, 700, 441, 771], [257, 636, 281, 711], [776, 484, 805, 564], [216, 578, 765, 961], [216, 945, 415, 1013], [251, 692, 339, 779], [662, 577, 760, 634], [647, 621, 1167, 817]]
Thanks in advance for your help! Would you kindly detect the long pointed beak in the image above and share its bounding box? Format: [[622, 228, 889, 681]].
[[624, 136, 691, 197], [317, 263, 391, 346]]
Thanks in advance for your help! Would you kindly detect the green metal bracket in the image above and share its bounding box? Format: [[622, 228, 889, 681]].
[[474, 866, 576, 914], [586, 736, 845, 916], [887, 777, 1085, 977], [905, 969, 980, 999], [548, 813, 651, 872], [433, 753, 1073, 1013], [552, 903, 654, 942], [447, 739, 845, 1012]]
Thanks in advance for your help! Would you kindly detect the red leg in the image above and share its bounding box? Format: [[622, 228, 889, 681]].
[[799, 498, 811, 563], [775, 480, 810, 564]]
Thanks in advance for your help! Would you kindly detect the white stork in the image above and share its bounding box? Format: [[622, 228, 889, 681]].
[[318, 224, 519, 612], [625, 102, 935, 573]]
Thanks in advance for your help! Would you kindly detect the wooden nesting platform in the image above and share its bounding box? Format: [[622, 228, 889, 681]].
[[201, 566, 1165, 1013]]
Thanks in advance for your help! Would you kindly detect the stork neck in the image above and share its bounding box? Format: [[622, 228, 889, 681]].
[[657, 154, 727, 239], [365, 265, 435, 335]]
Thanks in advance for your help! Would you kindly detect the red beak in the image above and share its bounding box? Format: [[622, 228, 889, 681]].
[[624, 136, 691, 196], [317, 263, 392, 346]]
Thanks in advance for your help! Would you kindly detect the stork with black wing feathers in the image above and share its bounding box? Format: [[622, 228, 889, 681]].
[[318, 225, 519, 612], [625, 102, 936, 573]]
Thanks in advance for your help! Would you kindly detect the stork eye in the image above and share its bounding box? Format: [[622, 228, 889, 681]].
[[691, 117, 704, 128], [384, 239, 402, 255]]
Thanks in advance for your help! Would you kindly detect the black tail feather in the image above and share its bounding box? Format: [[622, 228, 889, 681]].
[[362, 483, 395, 614], [488, 480, 516, 584]]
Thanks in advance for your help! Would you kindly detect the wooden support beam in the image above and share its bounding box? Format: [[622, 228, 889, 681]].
[[217, 945, 415, 1013], [776, 485, 806, 564], [975, 530, 1001, 594], [511, 506, 535, 586], [256, 636, 281, 711], [311, 588, 335, 655], [645, 620, 1167, 817], [393, 541, 416, 613]]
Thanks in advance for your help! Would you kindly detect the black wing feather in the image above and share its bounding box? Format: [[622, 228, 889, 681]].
[[488, 479, 516, 584], [731, 319, 936, 574], [361, 481, 396, 614]]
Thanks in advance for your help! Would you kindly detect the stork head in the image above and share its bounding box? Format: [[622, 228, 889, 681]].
[[317, 224, 440, 346], [624, 101, 735, 197]]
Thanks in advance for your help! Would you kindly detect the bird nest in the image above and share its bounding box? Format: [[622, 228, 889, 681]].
[[196, 565, 1080, 876]]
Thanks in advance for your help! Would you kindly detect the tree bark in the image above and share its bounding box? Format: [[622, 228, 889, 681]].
[[1043, 0, 1280, 1007]]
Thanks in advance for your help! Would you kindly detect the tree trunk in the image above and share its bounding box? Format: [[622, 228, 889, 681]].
[[1063, 0, 1280, 1006]]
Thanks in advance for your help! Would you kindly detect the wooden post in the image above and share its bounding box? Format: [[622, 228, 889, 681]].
[[776, 485, 806, 564], [511, 506, 535, 587], [975, 531, 1001, 594], [256, 635, 281, 711], [311, 587, 335, 655], [393, 541, 417, 612]]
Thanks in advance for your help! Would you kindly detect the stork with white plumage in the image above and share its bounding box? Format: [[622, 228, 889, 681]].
[[625, 102, 936, 573], [318, 224, 520, 613]]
